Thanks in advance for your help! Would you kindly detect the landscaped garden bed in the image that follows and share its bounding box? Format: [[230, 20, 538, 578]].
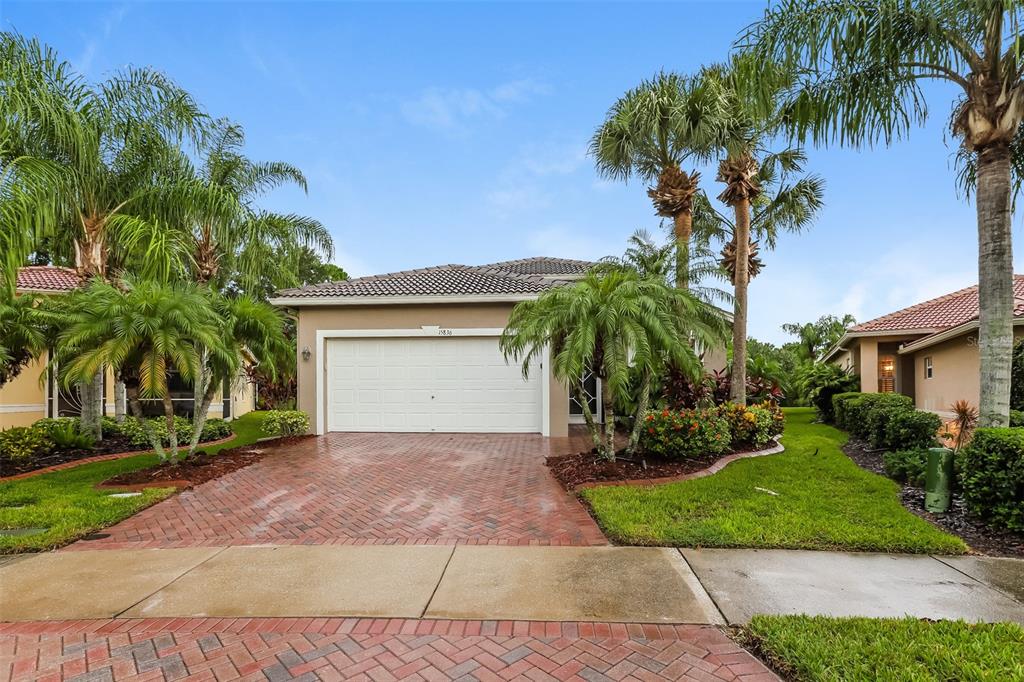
[[739, 614, 1024, 681]]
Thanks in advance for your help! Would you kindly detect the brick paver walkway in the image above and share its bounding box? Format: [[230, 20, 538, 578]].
[[70, 432, 606, 550], [0, 618, 778, 681]]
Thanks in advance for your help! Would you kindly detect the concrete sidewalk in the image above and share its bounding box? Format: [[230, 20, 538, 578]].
[[1, 545, 1021, 625]]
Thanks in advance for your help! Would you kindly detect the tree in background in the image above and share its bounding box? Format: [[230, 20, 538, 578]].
[[501, 265, 728, 459], [745, 0, 1024, 426], [782, 314, 857, 362], [591, 73, 729, 289]]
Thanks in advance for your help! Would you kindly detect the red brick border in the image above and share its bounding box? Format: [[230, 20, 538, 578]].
[[0, 435, 238, 483], [574, 439, 785, 491]]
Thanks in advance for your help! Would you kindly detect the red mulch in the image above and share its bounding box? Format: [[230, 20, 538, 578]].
[[547, 451, 716, 490], [98, 436, 312, 490]]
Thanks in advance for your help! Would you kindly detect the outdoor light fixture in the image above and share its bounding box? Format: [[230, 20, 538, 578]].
[[302, 345, 311, 362]]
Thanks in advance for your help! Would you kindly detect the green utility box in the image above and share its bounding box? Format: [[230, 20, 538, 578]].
[[924, 447, 954, 513]]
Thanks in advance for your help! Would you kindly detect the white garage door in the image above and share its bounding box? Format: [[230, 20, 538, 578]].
[[325, 336, 542, 433]]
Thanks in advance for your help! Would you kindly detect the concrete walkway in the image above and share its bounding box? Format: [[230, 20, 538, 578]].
[[2, 545, 1022, 626]]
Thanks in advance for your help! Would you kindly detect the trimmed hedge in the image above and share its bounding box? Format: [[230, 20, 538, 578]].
[[831, 392, 862, 430], [958, 428, 1024, 532], [1011, 410, 1024, 428], [885, 410, 942, 450], [831, 391, 939, 450], [882, 449, 930, 487], [261, 410, 309, 437]]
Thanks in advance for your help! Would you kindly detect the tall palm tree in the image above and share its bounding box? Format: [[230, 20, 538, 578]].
[[500, 266, 728, 459], [744, 0, 1024, 426], [695, 55, 825, 405], [186, 294, 289, 456], [782, 313, 857, 361], [590, 73, 729, 289], [58, 278, 227, 462], [1, 33, 226, 438]]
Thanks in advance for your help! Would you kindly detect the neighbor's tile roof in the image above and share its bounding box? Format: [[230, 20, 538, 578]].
[[274, 257, 594, 299], [851, 275, 1024, 333], [15, 266, 81, 292], [477, 256, 595, 276]]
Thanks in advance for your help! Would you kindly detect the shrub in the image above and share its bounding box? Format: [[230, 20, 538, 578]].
[[885, 410, 942, 450], [116, 415, 203, 447], [796, 363, 859, 423], [844, 393, 915, 441], [882, 449, 930, 487], [1010, 410, 1023, 428], [262, 410, 309, 437], [200, 418, 233, 441], [31, 417, 81, 438], [1012, 339, 1023, 411], [958, 428, 1024, 531], [0, 427, 53, 461], [831, 392, 862, 431], [719, 402, 785, 449], [36, 420, 95, 450], [638, 408, 732, 459]]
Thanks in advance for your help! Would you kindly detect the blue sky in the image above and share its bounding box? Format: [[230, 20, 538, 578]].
[[4, 1, 1021, 345]]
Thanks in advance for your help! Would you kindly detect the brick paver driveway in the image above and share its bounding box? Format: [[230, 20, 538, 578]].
[[72, 432, 606, 549]]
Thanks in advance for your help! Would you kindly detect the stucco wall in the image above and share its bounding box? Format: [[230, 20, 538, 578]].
[[294, 303, 570, 437], [0, 355, 48, 429], [913, 327, 1024, 412]]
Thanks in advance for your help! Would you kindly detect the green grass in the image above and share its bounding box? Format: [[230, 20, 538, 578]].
[[581, 408, 968, 553], [744, 615, 1024, 681], [0, 410, 271, 553]]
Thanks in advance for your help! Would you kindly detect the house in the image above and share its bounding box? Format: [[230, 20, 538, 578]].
[[0, 266, 256, 429], [824, 276, 1024, 414], [270, 256, 727, 438]]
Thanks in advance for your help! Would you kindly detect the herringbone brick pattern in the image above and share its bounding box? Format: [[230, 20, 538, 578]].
[[0, 618, 778, 681], [69, 432, 605, 550]]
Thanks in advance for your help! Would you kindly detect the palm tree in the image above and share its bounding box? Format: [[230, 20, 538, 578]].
[[744, 1, 1024, 426], [500, 266, 728, 459], [694, 55, 825, 405], [590, 73, 729, 289], [186, 294, 289, 456], [58, 278, 227, 462], [1, 33, 226, 438], [0, 293, 48, 387], [782, 313, 857, 361]]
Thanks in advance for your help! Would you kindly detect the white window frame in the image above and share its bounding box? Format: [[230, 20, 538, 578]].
[[314, 327, 551, 437], [924, 356, 933, 379]]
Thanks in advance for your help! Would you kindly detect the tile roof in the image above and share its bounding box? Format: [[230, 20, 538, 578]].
[[477, 256, 595, 276], [15, 266, 81, 292], [851, 275, 1024, 333], [274, 257, 594, 299]]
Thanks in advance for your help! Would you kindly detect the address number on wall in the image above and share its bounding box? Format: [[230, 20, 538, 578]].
[[438, 328, 454, 336]]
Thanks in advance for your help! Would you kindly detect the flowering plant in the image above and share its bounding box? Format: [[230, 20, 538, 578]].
[[638, 407, 732, 459]]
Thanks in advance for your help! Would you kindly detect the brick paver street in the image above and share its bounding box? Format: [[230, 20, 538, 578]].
[[68, 432, 606, 550], [0, 618, 778, 682]]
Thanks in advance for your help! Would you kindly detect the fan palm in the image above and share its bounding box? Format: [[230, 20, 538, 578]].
[[500, 266, 728, 459], [58, 278, 227, 462], [0, 293, 48, 387], [695, 55, 825, 404], [590, 73, 729, 289], [186, 294, 289, 456], [743, 0, 1024, 426]]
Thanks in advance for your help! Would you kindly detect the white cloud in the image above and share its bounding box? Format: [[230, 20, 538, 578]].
[[485, 138, 587, 218], [74, 3, 129, 75], [400, 78, 550, 132]]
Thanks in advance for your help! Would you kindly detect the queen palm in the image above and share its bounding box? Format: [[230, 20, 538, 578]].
[[590, 73, 729, 289], [745, 0, 1023, 426], [500, 265, 728, 459], [58, 278, 227, 462], [696, 56, 825, 404]]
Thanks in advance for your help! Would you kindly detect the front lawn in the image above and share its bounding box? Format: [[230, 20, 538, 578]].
[[744, 615, 1024, 681], [581, 408, 967, 553], [0, 411, 271, 553]]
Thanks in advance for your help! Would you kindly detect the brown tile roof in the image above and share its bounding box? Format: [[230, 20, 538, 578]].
[[274, 257, 593, 299], [851, 275, 1024, 333], [477, 256, 595, 276], [15, 266, 81, 292]]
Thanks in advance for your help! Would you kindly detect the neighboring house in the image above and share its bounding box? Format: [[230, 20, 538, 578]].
[[0, 266, 255, 429], [824, 276, 1024, 415], [270, 256, 727, 437]]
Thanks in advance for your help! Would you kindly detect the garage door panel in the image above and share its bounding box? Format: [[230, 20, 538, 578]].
[[326, 336, 541, 433]]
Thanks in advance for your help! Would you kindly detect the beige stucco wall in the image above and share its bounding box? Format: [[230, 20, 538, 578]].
[[913, 326, 1024, 413], [294, 303, 570, 437], [0, 355, 48, 429]]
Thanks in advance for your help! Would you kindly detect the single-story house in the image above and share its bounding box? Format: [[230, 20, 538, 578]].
[[271, 256, 728, 437], [0, 266, 255, 429], [824, 275, 1024, 415]]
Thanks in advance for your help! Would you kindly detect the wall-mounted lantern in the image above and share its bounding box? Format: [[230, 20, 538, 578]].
[[301, 345, 311, 362]]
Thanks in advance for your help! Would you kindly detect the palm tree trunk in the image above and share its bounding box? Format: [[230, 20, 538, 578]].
[[162, 393, 179, 462], [126, 384, 166, 460], [976, 144, 1015, 427], [574, 383, 605, 455], [673, 212, 692, 290], [78, 370, 103, 441], [188, 378, 221, 457], [730, 198, 752, 406], [113, 372, 126, 423], [625, 370, 652, 456], [601, 388, 616, 461]]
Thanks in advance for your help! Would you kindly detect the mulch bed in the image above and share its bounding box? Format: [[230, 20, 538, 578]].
[[0, 435, 224, 478], [547, 448, 758, 490], [843, 440, 1024, 557], [98, 436, 312, 490]]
